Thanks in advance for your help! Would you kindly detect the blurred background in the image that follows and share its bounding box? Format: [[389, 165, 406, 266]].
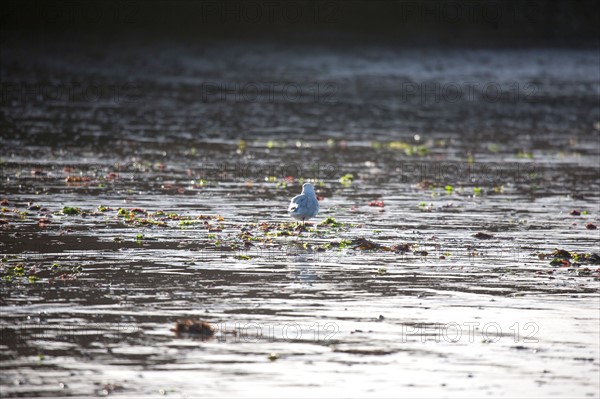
[[1, 0, 599, 144], [3, 0, 600, 43]]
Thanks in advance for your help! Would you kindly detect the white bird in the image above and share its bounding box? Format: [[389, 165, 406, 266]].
[[288, 183, 319, 226]]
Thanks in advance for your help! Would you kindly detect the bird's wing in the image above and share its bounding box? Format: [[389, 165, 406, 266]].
[[288, 194, 307, 213]]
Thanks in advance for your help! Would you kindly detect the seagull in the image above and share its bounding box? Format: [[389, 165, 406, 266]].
[[288, 183, 319, 226]]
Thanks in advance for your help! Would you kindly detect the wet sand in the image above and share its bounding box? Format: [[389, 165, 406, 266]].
[[1, 34, 599, 397]]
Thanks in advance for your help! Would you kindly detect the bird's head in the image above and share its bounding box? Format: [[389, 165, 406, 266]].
[[302, 183, 315, 193]]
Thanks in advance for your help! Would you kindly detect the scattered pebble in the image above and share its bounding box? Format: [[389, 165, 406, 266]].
[[172, 319, 215, 337], [391, 244, 411, 253], [351, 238, 390, 251], [552, 249, 571, 259]]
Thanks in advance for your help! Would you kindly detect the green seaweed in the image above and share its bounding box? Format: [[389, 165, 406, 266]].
[[320, 217, 341, 227], [339, 174, 354, 187]]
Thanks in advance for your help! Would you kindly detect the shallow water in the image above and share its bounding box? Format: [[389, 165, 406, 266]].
[[1, 35, 599, 397]]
